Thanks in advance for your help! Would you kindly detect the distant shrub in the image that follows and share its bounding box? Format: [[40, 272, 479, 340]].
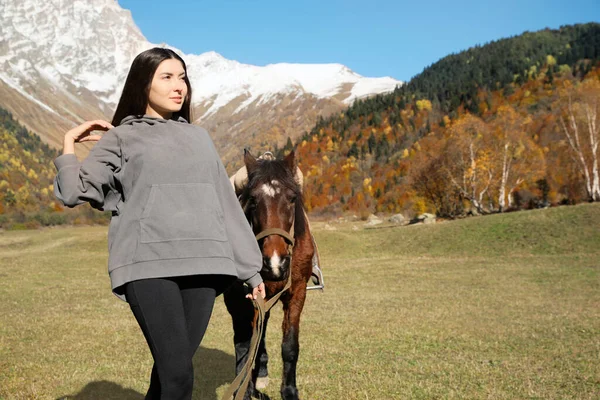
[[7, 222, 28, 231], [24, 220, 41, 229], [33, 212, 67, 226]]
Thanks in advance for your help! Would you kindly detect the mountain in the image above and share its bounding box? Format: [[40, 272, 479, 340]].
[[0, 0, 401, 169], [291, 23, 600, 218], [3, 15, 599, 226]]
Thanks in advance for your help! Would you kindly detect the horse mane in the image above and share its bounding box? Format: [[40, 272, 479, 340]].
[[240, 158, 307, 240]]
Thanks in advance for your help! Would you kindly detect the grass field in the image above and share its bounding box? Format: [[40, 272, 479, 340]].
[[1, 203, 599, 399]]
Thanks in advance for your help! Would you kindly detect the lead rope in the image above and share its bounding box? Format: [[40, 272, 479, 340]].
[[221, 221, 295, 400]]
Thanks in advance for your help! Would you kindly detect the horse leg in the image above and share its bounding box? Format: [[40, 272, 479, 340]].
[[280, 289, 307, 400], [224, 281, 257, 400]]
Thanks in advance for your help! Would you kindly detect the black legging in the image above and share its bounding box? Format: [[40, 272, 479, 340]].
[[125, 275, 232, 400]]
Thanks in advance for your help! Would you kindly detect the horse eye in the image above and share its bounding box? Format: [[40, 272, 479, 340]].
[[289, 195, 297, 203]]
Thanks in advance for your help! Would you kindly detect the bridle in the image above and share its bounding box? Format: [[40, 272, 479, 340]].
[[254, 217, 295, 257], [242, 182, 297, 261]]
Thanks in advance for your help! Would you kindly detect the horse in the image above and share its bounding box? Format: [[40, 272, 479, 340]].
[[224, 149, 314, 400]]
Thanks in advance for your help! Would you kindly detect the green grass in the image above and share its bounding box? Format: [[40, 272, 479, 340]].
[[1, 203, 599, 399]]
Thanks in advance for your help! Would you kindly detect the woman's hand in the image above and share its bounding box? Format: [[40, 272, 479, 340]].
[[246, 282, 266, 300], [63, 120, 114, 155]]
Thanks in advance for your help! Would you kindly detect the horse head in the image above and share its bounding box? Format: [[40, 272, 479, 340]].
[[240, 149, 304, 282]]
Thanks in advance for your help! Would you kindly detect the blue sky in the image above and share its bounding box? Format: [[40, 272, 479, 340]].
[[119, 0, 599, 82]]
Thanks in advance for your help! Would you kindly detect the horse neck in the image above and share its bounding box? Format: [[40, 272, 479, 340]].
[[292, 202, 310, 243]]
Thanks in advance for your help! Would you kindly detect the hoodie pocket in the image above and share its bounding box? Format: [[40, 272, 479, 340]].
[[140, 183, 226, 243]]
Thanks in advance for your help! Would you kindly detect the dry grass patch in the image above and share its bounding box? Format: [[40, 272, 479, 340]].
[[1, 204, 599, 399]]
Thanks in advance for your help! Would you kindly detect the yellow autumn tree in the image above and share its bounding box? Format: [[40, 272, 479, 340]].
[[555, 76, 600, 201], [490, 105, 545, 211], [444, 113, 495, 214]]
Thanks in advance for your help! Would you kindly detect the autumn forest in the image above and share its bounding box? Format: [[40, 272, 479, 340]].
[[291, 23, 600, 218]]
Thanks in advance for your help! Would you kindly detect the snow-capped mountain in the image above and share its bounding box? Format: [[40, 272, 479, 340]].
[[1, 0, 148, 107], [185, 52, 400, 119], [0, 0, 402, 167]]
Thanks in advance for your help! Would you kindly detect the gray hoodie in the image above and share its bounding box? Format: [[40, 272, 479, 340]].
[[53, 115, 263, 301]]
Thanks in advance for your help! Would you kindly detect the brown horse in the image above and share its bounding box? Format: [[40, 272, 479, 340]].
[[224, 149, 314, 400]]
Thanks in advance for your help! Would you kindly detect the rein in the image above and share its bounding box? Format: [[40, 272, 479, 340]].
[[222, 218, 295, 400]]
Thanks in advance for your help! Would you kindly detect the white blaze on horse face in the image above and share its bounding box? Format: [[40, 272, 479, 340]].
[[270, 250, 281, 276], [261, 184, 276, 197], [271, 180, 281, 194], [261, 181, 282, 197]]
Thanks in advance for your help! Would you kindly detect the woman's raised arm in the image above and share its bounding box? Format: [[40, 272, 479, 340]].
[[53, 120, 122, 211]]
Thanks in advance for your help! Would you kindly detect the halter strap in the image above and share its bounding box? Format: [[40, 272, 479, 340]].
[[254, 217, 295, 253], [255, 228, 294, 246]]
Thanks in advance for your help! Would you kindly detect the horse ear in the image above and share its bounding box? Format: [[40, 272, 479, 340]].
[[283, 150, 297, 173], [244, 148, 258, 173]]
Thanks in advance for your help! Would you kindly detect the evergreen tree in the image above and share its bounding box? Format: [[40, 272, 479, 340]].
[[368, 133, 377, 154], [347, 142, 359, 158], [284, 136, 294, 153]]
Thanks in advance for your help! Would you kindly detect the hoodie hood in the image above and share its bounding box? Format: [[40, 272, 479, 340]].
[[119, 114, 188, 126]]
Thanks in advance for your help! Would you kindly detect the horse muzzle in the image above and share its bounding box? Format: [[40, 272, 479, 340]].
[[261, 254, 291, 282]]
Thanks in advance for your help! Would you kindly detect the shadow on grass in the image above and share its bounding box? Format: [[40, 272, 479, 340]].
[[55, 346, 235, 400], [194, 346, 236, 400], [55, 381, 143, 400]]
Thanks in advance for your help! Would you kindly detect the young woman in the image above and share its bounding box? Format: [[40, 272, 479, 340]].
[[53, 47, 265, 399]]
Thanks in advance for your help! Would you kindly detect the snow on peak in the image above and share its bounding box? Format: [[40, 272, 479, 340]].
[[0, 0, 402, 118], [185, 56, 401, 117], [0, 0, 151, 104]]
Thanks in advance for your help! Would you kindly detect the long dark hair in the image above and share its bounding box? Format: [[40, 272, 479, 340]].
[[111, 47, 193, 126]]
